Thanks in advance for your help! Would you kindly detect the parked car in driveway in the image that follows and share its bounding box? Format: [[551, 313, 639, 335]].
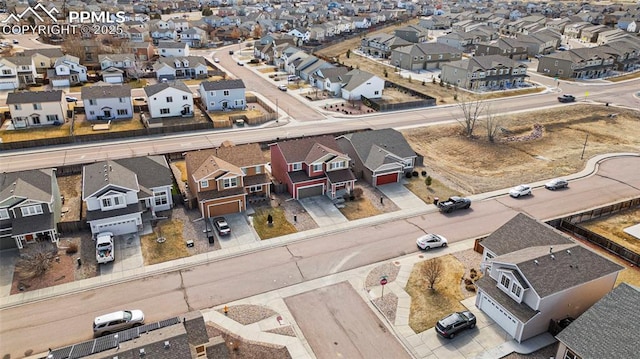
[[436, 311, 477, 339], [95, 232, 114, 264], [416, 233, 448, 250], [213, 217, 231, 236], [545, 178, 568, 190], [509, 184, 532, 198], [558, 94, 576, 103], [93, 310, 145, 337], [65, 96, 78, 102]]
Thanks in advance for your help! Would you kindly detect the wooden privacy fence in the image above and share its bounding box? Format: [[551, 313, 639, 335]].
[[558, 220, 640, 266]]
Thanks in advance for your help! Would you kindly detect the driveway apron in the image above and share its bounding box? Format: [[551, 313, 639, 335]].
[[377, 182, 429, 210], [298, 196, 348, 227]]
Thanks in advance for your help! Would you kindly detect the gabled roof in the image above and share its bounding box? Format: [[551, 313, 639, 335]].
[[113, 156, 172, 190], [340, 69, 380, 92], [200, 79, 245, 91], [82, 160, 139, 200], [155, 56, 207, 69], [481, 213, 574, 256], [273, 136, 347, 164], [555, 283, 640, 359], [98, 53, 136, 62], [314, 66, 348, 81], [18, 48, 65, 59], [144, 81, 191, 97], [338, 129, 416, 171], [6, 90, 63, 104], [81, 83, 132, 99], [185, 143, 265, 182], [157, 41, 186, 49], [0, 169, 55, 204]]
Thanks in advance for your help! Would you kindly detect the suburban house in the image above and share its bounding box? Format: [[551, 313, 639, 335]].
[[390, 43, 462, 70], [144, 81, 194, 119], [440, 54, 529, 90], [185, 143, 271, 217], [394, 24, 430, 43], [81, 83, 133, 121], [98, 54, 136, 71], [475, 38, 529, 60], [5, 90, 67, 128], [157, 41, 190, 57], [3, 56, 37, 88], [82, 156, 174, 236], [436, 31, 482, 51], [128, 42, 156, 61], [555, 283, 639, 359], [270, 136, 356, 199], [537, 48, 617, 79], [47, 55, 88, 87], [475, 213, 624, 343], [0, 57, 19, 90], [17, 48, 64, 74], [310, 66, 349, 93], [339, 69, 385, 100], [101, 67, 125, 84], [198, 79, 246, 112], [0, 169, 62, 250], [360, 33, 412, 58], [180, 27, 208, 48], [153, 56, 208, 82], [336, 129, 417, 186]]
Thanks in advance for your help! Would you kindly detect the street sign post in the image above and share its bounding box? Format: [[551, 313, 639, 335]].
[[380, 275, 388, 298]]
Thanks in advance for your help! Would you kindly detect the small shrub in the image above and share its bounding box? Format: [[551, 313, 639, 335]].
[[421, 170, 427, 176], [422, 80, 425, 86], [464, 278, 473, 285], [352, 187, 364, 199], [425, 176, 432, 186], [432, 77, 436, 84], [405, 172, 413, 179], [412, 171, 418, 177], [465, 284, 476, 292], [66, 243, 78, 255]]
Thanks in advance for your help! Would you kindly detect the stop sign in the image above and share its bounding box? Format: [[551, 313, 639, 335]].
[[380, 278, 388, 286]]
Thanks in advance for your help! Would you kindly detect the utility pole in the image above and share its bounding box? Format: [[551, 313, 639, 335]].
[[581, 134, 589, 160]]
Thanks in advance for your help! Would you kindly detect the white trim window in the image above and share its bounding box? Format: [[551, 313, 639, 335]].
[[153, 190, 169, 206], [499, 274, 511, 289], [0, 208, 10, 220], [223, 177, 238, 189], [329, 161, 346, 170], [200, 180, 209, 189], [312, 163, 323, 172], [21, 205, 43, 217], [255, 166, 262, 174], [249, 185, 262, 193], [291, 162, 302, 171], [101, 195, 126, 210]]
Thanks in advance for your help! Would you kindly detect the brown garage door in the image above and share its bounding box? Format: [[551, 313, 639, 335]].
[[375, 173, 399, 186], [297, 184, 324, 199], [207, 201, 241, 217]]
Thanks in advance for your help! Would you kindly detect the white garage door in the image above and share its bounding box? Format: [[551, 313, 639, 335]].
[[97, 219, 138, 236], [478, 293, 519, 336]]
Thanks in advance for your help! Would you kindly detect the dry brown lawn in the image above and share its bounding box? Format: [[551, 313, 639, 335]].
[[0, 123, 71, 142], [258, 67, 276, 73], [73, 117, 144, 135], [208, 109, 264, 121], [405, 255, 466, 333], [404, 170, 467, 204], [338, 197, 381, 220], [608, 71, 640, 82], [140, 219, 189, 265], [581, 209, 640, 257], [173, 160, 188, 182], [253, 207, 298, 240], [403, 105, 640, 194]]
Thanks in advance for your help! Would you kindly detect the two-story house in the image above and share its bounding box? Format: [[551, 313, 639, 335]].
[[0, 57, 18, 90], [537, 47, 617, 79], [185, 143, 271, 217], [475, 38, 529, 60], [98, 54, 136, 71], [180, 27, 208, 48], [310, 66, 349, 93], [336, 129, 417, 186], [82, 156, 174, 236], [6, 90, 66, 128], [440, 54, 529, 90], [153, 56, 208, 82], [339, 69, 385, 100], [0, 169, 62, 250], [17, 48, 65, 75], [128, 42, 156, 61], [144, 81, 194, 119], [270, 136, 356, 199], [81, 83, 133, 121], [360, 33, 412, 59], [198, 79, 246, 112], [394, 24, 430, 43], [47, 55, 88, 87], [4, 56, 37, 88], [475, 213, 624, 343], [390, 43, 462, 71], [157, 41, 190, 57]]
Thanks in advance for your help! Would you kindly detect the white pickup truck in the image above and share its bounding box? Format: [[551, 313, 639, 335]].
[[96, 232, 114, 264]]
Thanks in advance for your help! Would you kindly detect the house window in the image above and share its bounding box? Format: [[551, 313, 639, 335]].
[[223, 90, 230, 96], [200, 180, 209, 188], [563, 349, 580, 359], [500, 274, 511, 289], [312, 163, 322, 172], [255, 166, 262, 174], [33, 116, 41, 124], [119, 97, 125, 103], [0, 208, 10, 220], [2, 69, 11, 75], [117, 109, 128, 116], [511, 284, 522, 297], [33, 103, 41, 110], [329, 161, 345, 170], [182, 95, 188, 100], [21, 205, 43, 216], [249, 185, 262, 193], [89, 99, 96, 105], [154, 191, 169, 206], [14, 104, 21, 110], [89, 111, 95, 115], [292, 163, 302, 171], [101, 195, 125, 210], [167, 96, 173, 102], [46, 115, 59, 122], [210, 91, 215, 96], [223, 177, 238, 188], [374, 90, 379, 95], [160, 108, 170, 114]]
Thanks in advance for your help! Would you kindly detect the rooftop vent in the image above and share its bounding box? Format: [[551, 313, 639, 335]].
[[551, 254, 556, 260], [139, 348, 146, 357], [534, 260, 539, 265], [566, 249, 571, 255]]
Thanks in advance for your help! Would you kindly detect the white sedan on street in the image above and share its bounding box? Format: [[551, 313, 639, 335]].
[[509, 184, 532, 198], [416, 234, 448, 250]]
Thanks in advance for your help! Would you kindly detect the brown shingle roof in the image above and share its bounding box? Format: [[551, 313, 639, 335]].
[[274, 136, 346, 163]]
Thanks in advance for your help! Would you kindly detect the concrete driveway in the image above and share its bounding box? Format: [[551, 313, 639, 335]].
[[217, 213, 260, 249], [100, 233, 143, 275], [377, 182, 429, 210], [0, 249, 18, 297], [298, 196, 348, 227]]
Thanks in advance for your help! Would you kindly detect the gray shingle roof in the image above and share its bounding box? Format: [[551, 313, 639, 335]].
[[115, 156, 172, 190], [144, 81, 191, 97], [157, 41, 187, 49], [0, 169, 55, 204], [475, 276, 539, 323], [200, 79, 245, 91], [81, 83, 132, 99], [82, 160, 139, 200], [339, 129, 416, 171], [480, 213, 574, 256], [341, 69, 378, 92], [6, 90, 63, 104], [555, 283, 640, 359]]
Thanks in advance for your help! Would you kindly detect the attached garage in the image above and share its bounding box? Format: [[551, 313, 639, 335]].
[[375, 173, 399, 186], [297, 184, 324, 199], [206, 200, 242, 217], [478, 293, 519, 337], [96, 218, 138, 236]]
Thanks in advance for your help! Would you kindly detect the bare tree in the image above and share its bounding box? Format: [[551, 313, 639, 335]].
[[61, 33, 86, 62], [15, 243, 57, 281], [421, 257, 443, 291], [484, 105, 502, 143], [456, 94, 486, 138], [252, 25, 263, 39]]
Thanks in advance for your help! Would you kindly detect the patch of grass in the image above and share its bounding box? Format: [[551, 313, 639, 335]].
[[140, 219, 189, 265], [128, 79, 148, 88], [0, 123, 71, 142], [404, 169, 464, 204], [339, 197, 381, 220], [608, 72, 640, 82], [182, 79, 203, 86], [173, 160, 188, 182], [406, 255, 466, 333], [478, 86, 544, 100], [258, 67, 276, 73], [208, 109, 264, 121], [252, 207, 297, 240]]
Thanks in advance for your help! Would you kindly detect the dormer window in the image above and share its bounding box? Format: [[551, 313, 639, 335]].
[[175, 61, 181, 68], [223, 177, 238, 189], [200, 180, 209, 188], [101, 194, 126, 210], [21, 205, 43, 217], [183, 60, 189, 67], [329, 161, 345, 170], [292, 163, 302, 171], [312, 163, 323, 172]]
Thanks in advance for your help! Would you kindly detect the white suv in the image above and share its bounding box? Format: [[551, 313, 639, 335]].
[[93, 310, 145, 337]]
